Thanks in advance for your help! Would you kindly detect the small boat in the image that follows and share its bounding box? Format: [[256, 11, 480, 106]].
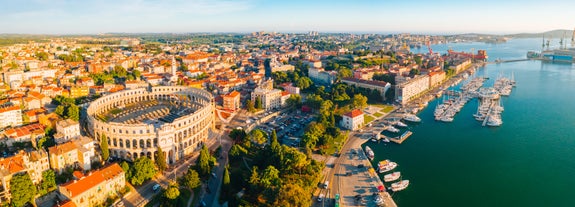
[[365, 146, 375, 160], [403, 114, 421, 123], [378, 160, 398, 174], [386, 126, 399, 133], [384, 172, 401, 182], [391, 180, 410, 192], [381, 136, 390, 143], [394, 121, 407, 128]]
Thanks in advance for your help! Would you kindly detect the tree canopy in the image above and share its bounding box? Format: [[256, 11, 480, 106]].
[[155, 147, 167, 172], [130, 157, 157, 186], [164, 183, 180, 200], [100, 134, 109, 162], [181, 168, 201, 189], [10, 173, 36, 207]]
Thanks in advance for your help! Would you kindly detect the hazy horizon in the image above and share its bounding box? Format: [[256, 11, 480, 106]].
[[2, 0, 574, 35]]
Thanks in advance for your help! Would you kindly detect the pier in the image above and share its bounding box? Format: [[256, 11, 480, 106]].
[[391, 131, 413, 144], [486, 58, 530, 64]]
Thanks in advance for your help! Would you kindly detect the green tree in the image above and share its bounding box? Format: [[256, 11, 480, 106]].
[[249, 129, 268, 146], [155, 147, 167, 172], [196, 145, 215, 178], [181, 168, 201, 189], [40, 170, 56, 194], [65, 104, 79, 121], [260, 165, 281, 189], [248, 166, 260, 190], [229, 144, 248, 159], [274, 183, 311, 207], [246, 99, 255, 113], [130, 157, 157, 186], [337, 67, 353, 78], [132, 70, 141, 79], [229, 129, 247, 143], [54, 105, 65, 117], [121, 161, 132, 180], [352, 94, 368, 109], [255, 97, 263, 109], [286, 94, 302, 108], [100, 134, 109, 162], [223, 167, 230, 186], [10, 173, 36, 207], [296, 76, 313, 90], [164, 183, 180, 200], [414, 55, 423, 65]]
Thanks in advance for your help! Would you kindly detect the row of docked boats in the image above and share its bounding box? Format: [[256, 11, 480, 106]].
[[493, 75, 515, 96], [434, 94, 470, 122], [377, 159, 410, 192]]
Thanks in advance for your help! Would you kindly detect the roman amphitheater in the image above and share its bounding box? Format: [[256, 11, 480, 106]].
[[86, 86, 215, 164]]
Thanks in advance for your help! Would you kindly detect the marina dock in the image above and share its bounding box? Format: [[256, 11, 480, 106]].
[[391, 131, 413, 144]]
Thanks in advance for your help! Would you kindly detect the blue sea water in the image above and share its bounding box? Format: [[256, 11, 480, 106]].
[[366, 38, 575, 207]]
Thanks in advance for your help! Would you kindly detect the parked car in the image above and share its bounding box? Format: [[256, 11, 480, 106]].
[[153, 184, 161, 192]]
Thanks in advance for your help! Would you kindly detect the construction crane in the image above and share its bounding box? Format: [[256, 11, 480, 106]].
[[426, 40, 434, 55]]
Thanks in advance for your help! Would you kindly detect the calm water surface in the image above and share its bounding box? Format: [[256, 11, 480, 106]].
[[366, 38, 575, 207]]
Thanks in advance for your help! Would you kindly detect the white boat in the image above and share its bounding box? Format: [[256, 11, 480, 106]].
[[384, 172, 401, 182], [403, 114, 421, 123], [365, 146, 375, 160], [394, 121, 407, 128], [378, 160, 398, 174], [381, 137, 390, 143], [391, 180, 410, 192], [386, 126, 399, 133], [486, 115, 503, 127], [440, 116, 454, 122]]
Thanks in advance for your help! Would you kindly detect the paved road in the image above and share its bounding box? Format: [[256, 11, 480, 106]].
[[122, 126, 226, 207]]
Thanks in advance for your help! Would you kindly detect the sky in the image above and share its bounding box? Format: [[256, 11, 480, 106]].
[[1, 0, 574, 34]]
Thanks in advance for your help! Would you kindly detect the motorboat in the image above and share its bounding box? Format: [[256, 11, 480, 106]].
[[384, 172, 401, 182], [386, 126, 400, 133], [365, 146, 375, 160], [391, 180, 410, 192], [403, 114, 421, 123], [394, 121, 407, 128], [378, 160, 398, 174]]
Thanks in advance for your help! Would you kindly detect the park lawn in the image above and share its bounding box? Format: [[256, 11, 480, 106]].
[[364, 115, 375, 125], [373, 112, 383, 118], [322, 131, 348, 155], [380, 105, 394, 113]]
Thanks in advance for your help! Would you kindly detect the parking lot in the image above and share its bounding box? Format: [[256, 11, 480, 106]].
[[249, 110, 315, 147]]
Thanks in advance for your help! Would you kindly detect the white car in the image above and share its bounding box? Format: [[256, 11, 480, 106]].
[[318, 193, 325, 202]]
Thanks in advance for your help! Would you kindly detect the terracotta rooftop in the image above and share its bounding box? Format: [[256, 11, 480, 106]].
[[48, 141, 77, 155], [344, 109, 363, 118], [60, 163, 124, 198]]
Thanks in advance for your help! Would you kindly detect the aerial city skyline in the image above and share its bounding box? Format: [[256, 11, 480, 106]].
[[2, 0, 575, 34], [2, 1, 575, 207]]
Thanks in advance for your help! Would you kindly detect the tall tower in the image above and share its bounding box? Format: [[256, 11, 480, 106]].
[[171, 56, 177, 76], [170, 56, 178, 83]]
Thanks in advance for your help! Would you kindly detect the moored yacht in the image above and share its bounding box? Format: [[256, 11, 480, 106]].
[[384, 172, 401, 182], [391, 180, 410, 192], [403, 114, 421, 123], [378, 160, 398, 174], [386, 126, 400, 133], [365, 146, 375, 160]]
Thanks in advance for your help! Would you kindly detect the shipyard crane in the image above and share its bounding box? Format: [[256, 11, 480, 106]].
[[426, 40, 434, 55]]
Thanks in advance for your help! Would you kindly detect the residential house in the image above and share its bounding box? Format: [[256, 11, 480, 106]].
[[341, 109, 364, 131], [57, 163, 125, 207]]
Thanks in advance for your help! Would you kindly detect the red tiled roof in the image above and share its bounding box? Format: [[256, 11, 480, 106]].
[[344, 109, 363, 118], [48, 141, 77, 155], [60, 163, 124, 198]]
